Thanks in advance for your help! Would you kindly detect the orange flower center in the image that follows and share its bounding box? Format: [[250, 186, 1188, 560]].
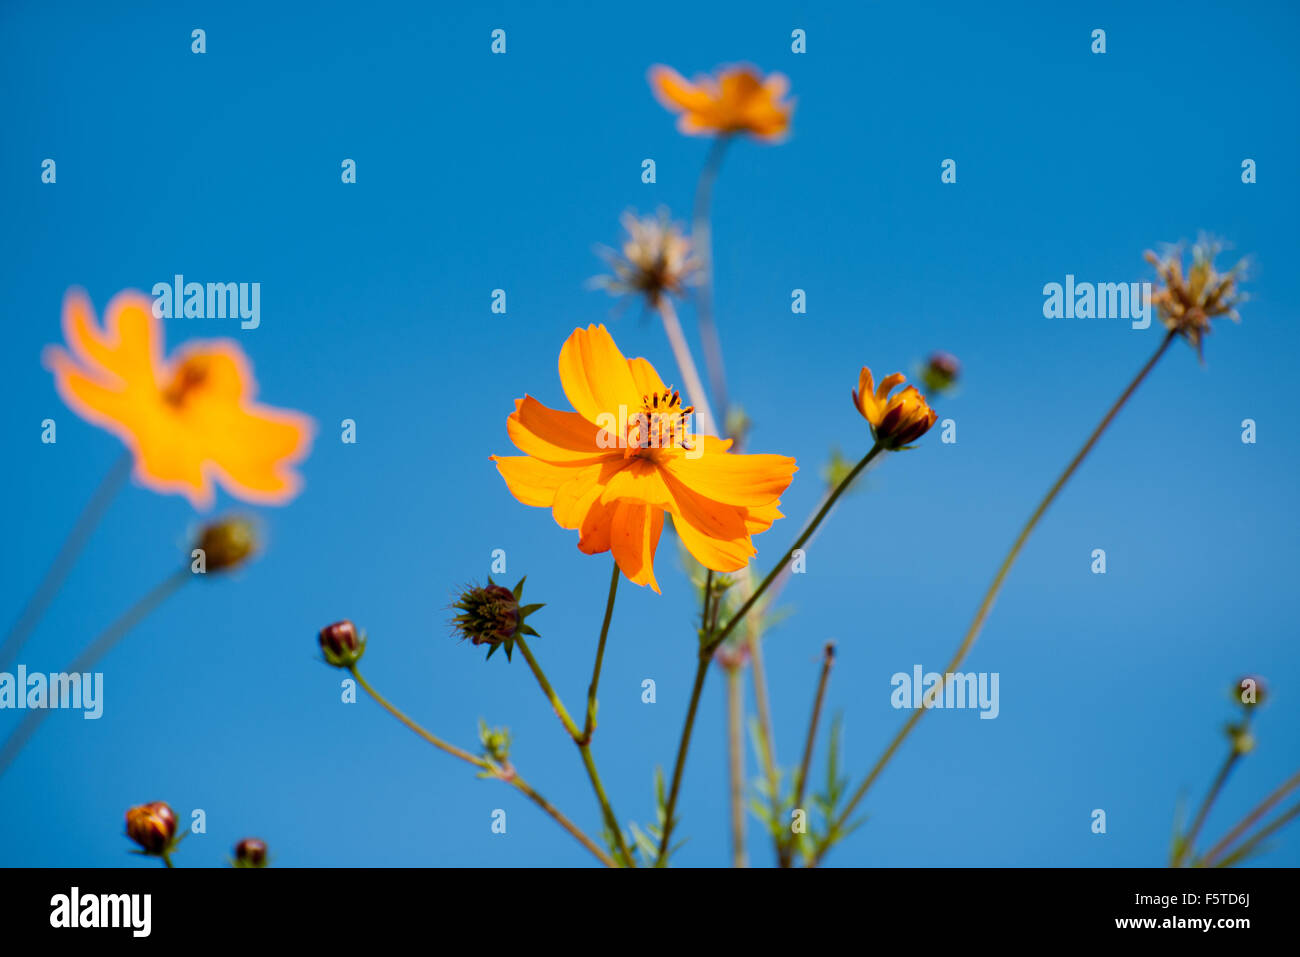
[[624, 388, 695, 459]]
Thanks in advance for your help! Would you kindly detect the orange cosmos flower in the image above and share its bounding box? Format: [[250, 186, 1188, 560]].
[[649, 64, 793, 141], [491, 325, 797, 593], [852, 366, 938, 450], [44, 289, 314, 509]]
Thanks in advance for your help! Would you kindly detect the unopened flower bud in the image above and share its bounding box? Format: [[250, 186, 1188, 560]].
[[194, 517, 257, 573], [126, 801, 178, 855], [234, 838, 268, 868], [1229, 725, 1256, 755], [478, 720, 512, 764], [920, 351, 961, 395], [1234, 675, 1267, 709], [319, 619, 365, 667]]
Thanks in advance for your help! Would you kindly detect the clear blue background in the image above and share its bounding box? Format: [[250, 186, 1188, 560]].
[[1, 0, 1297, 868]]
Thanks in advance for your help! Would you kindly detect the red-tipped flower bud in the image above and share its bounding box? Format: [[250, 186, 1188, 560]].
[[234, 837, 268, 868], [319, 619, 365, 667], [126, 801, 178, 855], [920, 351, 961, 395]]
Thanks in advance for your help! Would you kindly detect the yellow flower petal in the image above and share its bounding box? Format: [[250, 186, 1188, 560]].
[[610, 501, 663, 593], [506, 396, 610, 464], [491, 454, 579, 507], [662, 446, 797, 508], [557, 324, 641, 425]]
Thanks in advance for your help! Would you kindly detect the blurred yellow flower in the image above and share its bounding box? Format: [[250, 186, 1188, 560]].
[[44, 290, 314, 509], [649, 64, 792, 140], [852, 366, 937, 449], [491, 325, 796, 592]]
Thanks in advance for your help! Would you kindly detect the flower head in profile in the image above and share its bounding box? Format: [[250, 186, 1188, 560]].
[[650, 64, 793, 141], [44, 289, 314, 510], [233, 838, 269, 868], [593, 210, 700, 308], [450, 576, 543, 662], [126, 801, 179, 857], [1146, 240, 1246, 360], [852, 367, 938, 450], [919, 351, 961, 396], [491, 325, 797, 593], [193, 516, 259, 574], [318, 619, 366, 668], [1234, 675, 1267, 710]]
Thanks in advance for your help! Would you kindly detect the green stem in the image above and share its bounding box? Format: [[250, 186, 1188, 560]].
[[726, 662, 747, 867], [582, 561, 620, 744], [745, 483, 838, 812], [351, 666, 490, 769], [656, 653, 710, 865], [656, 444, 886, 865], [745, 617, 782, 852], [811, 330, 1178, 866], [0, 451, 132, 671], [1201, 769, 1300, 866], [514, 634, 582, 741], [1211, 801, 1300, 868], [708, 443, 886, 655], [0, 567, 190, 779], [349, 664, 616, 868], [656, 570, 720, 865], [507, 775, 617, 868], [513, 634, 634, 867], [781, 641, 835, 867], [161, 850, 174, 869], [1176, 748, 1241, 867]]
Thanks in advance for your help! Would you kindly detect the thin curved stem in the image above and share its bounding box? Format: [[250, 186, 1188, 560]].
[[0, 567, 190, 779], [811, 330, 1178, 866], [688, 132, 787, 856], [746, 619, 781, 853], [351, 666, 489, 768], [0, 451, 132, 671], [656, 654, 710, 865], [582, 561, 620, 744], [508, 774, 617, 869], [708, 443, 886, 655], [1210, 801, 1300, 868], [656, 576, 719, 865], [349, 664, 616, 868], [655, 444, 886, 864], [691, 134, 733, 427], [1175, 747, 1241, 867], [726, 663, 746, 867], [1201, 769, 1300, 866], [513, 634, 634, 867], [781, 641, 835, 867], [514, 634, 582, 740]]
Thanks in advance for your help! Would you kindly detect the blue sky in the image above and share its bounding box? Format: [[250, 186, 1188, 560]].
[[1, 0, 1297, 867]]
